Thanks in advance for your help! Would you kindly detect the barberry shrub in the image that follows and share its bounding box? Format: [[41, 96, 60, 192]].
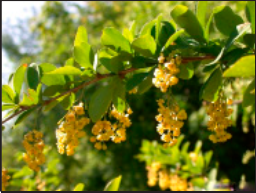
[[2, 1, 255, 191]]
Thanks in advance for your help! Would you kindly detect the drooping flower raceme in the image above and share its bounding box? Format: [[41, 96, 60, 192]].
[[153, 55, 182, 93], [207, 96, 233, 143], [90, 106, 133, 150], [156, 99, 187, 147], [56, 103, 90, 156], [23, 130, 46, 172]]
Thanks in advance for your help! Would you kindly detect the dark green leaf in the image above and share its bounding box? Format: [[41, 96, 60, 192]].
[[140, 20, 156, 35], [200, 68, 222, 102], [60, 93, 76, 110], [14, 108, 36, 128], [74, 42, 94, 68], [137, 74, 153, 95], [27, 67, 39, 90], [99, 48, 125, 73], [126, 66, 155, 91], [13, 63, 28, 96], [39, 63, 66, 86], [157, 21, 176, 49], [132, 34, 156, 57], [89, 84, 114, 122], [178, 63, 194, 80], [171, 5, 205, 42], [43, 85, 65, 97], [214, 6, 243, 36], [104, 176, 122, 191], [243, 34, 255, 48], [243, 79, 255, 108], [163, 29, 185, 51], [223, 55, 255, 78], [208, 23, 251, 65], [101, 27, 131, 53]]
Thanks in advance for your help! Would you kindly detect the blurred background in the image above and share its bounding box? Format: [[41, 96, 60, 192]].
[[2, 1, 255, 191]]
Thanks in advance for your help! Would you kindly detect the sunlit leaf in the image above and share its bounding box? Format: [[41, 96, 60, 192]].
[[104, 176, 122, 191]]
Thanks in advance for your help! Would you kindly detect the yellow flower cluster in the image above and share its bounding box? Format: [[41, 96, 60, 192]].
[[56, 103, 90, 156], [90, 107, 132, 150], [169, 174, 193, 191], [146, 163, 193, 191], [2, 169, 10, 191], [152, 55, 182, 93], [156, 99, 187, 147], [207, 97, 233, 143], [22, 130, 45, 172], [146, 162, 162, 187]]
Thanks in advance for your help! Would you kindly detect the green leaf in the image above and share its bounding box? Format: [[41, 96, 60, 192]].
[[155, 14, 163, 44], [19, 89, 39, 106], [132, 34, 156, 57], [208, 23, 251, 65], [81, 68, 96, 79], [223, 55, 255, 78], [194, 140, 202, 154], [74, 26, 88, 46], [191, 177, 205, 188], [243, 79, 255, 108], [27, 67, 39, 90], [113, 77, 126, 112], [2, 126, 5, 131], [140, 19, 156, 35], [13, 63, 28, 97], [178, 63, 194, 80], [197, 1, 208, 28], [122, 28, 134, 43], [89, 84, 114, 122], [60, 93, 76, 110], [204, 151, 213, 168], [243, 34, 255, 48], [247, 1, 255, 34], [39, 63, 66, 86], [43, 85, 65, 97], [137, 74, 153, 95], [104, 176, 122, 191], [213, 6, 243, 36], [74, 42, 94, 68], [163, 29, 185, 50], [200, 67, 222, 102], [43, 94, 68, 112], [14, 108, 36, 128], [101, 27, 131, 53], [171, 5, 205, 42], [73, 183, 85, 191], [2, 85, 15, 103], [126, 66, 155, 91], [99, 48, 124, 73], [2, 104, 17, 111], [129, 20, 137, 37], [157, 21, 176, 49], [65, 58, 75, 66], [46, 66, 82, 75]]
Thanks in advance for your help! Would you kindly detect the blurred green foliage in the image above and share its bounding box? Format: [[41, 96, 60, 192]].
[[2, 1, 255, 191]]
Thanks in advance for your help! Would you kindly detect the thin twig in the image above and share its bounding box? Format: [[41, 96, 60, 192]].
[[1, 56, 215, 125]]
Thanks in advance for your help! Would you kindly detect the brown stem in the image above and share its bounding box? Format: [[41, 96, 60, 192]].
[[1, 56, 215, 125]]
